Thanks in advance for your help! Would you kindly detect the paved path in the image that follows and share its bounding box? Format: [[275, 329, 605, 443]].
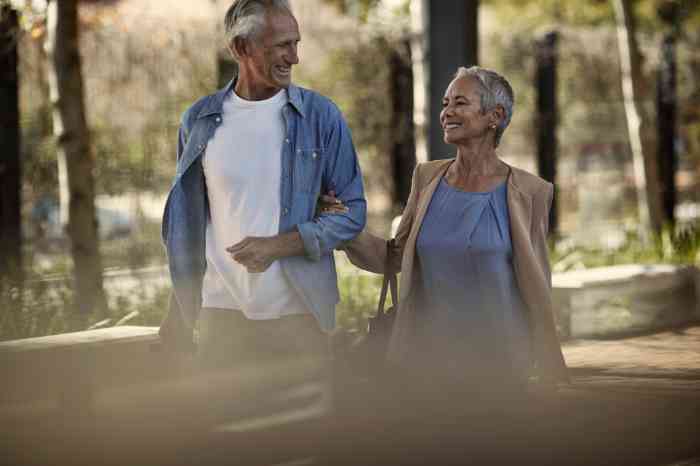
[[563, 325, 700, 397], [326, 325, 700, 466]]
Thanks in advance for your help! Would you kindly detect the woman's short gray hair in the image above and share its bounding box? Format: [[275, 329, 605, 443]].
[[454, 66, 514, 147], [224, 0, 293, 59]]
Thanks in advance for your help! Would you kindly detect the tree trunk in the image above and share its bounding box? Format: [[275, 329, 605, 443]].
[[0, 5, 22, 281], [612, 0, 664, 241], [46, 0, 106, 320]]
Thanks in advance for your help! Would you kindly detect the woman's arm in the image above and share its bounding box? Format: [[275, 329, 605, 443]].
[[342, 229, 389, 273], [342, 164, 422, 274], [531, 183, 553, 288]]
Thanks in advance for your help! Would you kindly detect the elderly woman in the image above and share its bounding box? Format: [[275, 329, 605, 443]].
[[338, 66, 569, 395]]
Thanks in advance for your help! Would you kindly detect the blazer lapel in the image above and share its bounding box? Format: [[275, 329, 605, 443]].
[[507, 170, 533, 255]]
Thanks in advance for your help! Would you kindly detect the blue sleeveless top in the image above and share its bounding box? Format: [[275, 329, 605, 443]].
[[415, 178, 532, 383]]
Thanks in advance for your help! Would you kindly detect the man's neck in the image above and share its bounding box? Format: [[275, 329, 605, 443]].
[[234, 76, 282, 101]]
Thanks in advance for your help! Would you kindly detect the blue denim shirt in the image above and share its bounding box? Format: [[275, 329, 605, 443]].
[[162, 80, 367, 332]]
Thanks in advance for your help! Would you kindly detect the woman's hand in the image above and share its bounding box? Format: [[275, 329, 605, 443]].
[[316, 190, 348, 216]]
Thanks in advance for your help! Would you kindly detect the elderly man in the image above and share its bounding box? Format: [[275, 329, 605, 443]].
[[159, 0, 366, 376]]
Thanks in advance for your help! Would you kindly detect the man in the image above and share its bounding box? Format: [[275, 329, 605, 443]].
[[159, 0, 366, 375]]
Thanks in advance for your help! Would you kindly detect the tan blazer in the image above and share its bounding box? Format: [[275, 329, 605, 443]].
[[344, 159, 569, 382]]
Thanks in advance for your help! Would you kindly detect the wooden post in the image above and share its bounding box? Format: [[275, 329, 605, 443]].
[[46, 0, 106, 318], [0, 5, 21, 279], [535, 31, 559, 236]]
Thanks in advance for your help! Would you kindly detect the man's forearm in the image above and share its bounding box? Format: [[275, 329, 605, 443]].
[[269, 230, 306, 260]]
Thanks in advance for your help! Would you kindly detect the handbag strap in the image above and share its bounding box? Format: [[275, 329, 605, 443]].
[[377, 239, 398, 317]]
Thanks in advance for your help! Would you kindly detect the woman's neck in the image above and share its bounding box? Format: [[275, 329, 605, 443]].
[[444, 141, 508, 192], [453, 143, 502, 177]]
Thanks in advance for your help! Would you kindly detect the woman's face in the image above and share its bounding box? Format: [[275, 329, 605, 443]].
[[440, 76, 492, 146]]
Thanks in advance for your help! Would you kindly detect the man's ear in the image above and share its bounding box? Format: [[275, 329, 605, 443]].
[[231, 36, 249, 59]]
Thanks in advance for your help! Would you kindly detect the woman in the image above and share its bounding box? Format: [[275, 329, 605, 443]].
[[338, 66, 569, 396]]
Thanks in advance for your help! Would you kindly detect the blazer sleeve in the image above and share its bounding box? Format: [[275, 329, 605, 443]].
[[531, 182, 554, 288]]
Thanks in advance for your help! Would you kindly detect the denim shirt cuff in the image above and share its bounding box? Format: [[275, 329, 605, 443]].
[[297, 222, 322, 262]]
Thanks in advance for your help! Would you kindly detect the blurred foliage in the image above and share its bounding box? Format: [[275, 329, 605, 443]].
[[99, 220, 167, 270], [0, 272, 169, 342], [305, 36, 392, 150], [335, 258, 385, 334], [0, 221, 169, 341], [17, 8, 215, 203], [321, 0, 382, 22], [296, 32, 397, 214], [551, 222, 700, 272], [483, 0, 700, 31]]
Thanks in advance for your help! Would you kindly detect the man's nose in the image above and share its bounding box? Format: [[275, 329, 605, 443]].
[[289, 47, 299, 65], [286, 45, 299, 65]]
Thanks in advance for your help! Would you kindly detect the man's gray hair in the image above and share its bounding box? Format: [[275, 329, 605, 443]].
[[224, 0, 293, 59], [454, 66, 514, 147]]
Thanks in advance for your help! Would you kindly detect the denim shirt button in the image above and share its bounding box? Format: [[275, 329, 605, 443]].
[[312, 152, 318, 159], [285, 138, 290, 144], [215, 116, 221, 123], [283, 208, 289, 215]]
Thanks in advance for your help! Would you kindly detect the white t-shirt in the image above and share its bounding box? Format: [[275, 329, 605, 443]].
[[201, 89, 307, 319]]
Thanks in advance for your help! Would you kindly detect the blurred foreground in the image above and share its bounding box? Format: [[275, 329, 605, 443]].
[[2, 325, 699, 466]]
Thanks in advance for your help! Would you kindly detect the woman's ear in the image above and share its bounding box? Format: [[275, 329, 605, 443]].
[[491, 104, 506, 128]]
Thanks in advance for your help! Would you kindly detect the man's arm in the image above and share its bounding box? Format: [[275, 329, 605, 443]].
[[229, 192, 349, 273], [230, 103, 366, 270], [295, 105, 367, 261], [227, 231, 305, 273]]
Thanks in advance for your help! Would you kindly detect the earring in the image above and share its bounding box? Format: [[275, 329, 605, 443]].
[[490, 124, 497, 130]]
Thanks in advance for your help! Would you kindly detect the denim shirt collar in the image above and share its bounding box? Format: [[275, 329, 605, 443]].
[[195, 78, 306, 119]]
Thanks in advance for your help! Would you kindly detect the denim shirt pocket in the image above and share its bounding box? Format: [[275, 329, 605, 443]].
[[293, 147, 324, 194]]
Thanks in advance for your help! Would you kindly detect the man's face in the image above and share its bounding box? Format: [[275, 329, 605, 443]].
[[245, 9, 300, 94]]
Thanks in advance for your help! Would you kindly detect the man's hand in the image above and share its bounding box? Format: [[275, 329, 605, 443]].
[[226, 237, 277, 273], [227, 231, 306, 273]]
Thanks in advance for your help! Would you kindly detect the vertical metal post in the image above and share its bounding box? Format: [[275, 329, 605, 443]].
[[535, 31, 559, 236], [389, 38, 416, 208], [0, 5, 22, 279], [656, 28, 678, 228], [425, 0, 479, 160]]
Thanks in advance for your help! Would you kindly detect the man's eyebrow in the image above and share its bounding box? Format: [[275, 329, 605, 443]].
[[444, 94, 469, 101]]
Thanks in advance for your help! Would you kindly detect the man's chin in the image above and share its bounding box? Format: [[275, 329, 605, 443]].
[[273, 75, 292, 88]]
